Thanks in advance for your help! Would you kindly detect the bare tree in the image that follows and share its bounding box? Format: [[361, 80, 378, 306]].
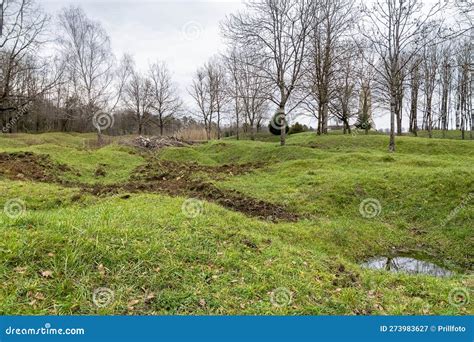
[[223, 48, 243, 140], [124, 69, 153, 135], [308, 0, 357, 135], [454, 39, 472, 140], [222, 0, 314, 146], [224, 47, 271, 140], [421, 43, 440, 138], [360, 0, 445, 152], [110, 53, 134, 113], [0, 0, 59, 131], [189, 68, 213, 140], [438, 45, 453, 136], [149, 61, 182, 136], [331, 43, 360, 134], [206, 58, 228, 140], [57, 6, 115, 137], [408, 56, 422, 136]]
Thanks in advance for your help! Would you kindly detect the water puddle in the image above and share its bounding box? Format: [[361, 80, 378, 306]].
[[361, 256, 453, 278]]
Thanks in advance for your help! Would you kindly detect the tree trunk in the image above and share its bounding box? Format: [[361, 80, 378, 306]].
[[138, 121, 143, 135], [317, 108, 322, 135], [279, 90, 287, 146], [427, 95, 433, 138], [410, 81, 418, 136], [250, 124, 256, 141], [279, 104, 286, 146], [322, 102, 329, 134], [217, 111, 221, 140], [396, 98, 403, 136], [389, 91, 396, 153], [159, 116, 164, 136], [235, 98, 240, 141], [97, 129, 103, 145]]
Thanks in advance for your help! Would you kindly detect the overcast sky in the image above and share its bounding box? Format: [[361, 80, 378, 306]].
[[40, 0, 457, 130], [42, 1, 245, 116]]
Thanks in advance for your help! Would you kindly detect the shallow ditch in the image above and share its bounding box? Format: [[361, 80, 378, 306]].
[[0, 151, 300, 222]]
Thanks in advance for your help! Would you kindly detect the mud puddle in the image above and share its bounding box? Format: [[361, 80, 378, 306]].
[[361, 256, 453, 277]]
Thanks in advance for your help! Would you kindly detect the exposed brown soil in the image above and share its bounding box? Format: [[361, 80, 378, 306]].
[[83, 160, 299, 222], [0, 152, 72, 182], [0, 151, 300, 222]]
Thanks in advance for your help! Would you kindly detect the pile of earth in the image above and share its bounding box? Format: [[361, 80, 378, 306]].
[[0, 152, 72, 182], [121, 136, 198, 150]]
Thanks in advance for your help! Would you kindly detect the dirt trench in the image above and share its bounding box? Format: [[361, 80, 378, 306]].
[[0, 152, 300, 222], [86, 159, 300, 222]]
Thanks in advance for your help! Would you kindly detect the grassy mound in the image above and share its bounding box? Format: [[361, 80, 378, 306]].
[[0, 132, 472, 315]]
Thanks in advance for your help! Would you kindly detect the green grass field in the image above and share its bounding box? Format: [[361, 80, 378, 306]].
[[0, 132, 472, 315]]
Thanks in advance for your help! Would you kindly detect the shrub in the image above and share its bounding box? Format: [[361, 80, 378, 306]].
[[289, 122, 308, 135]]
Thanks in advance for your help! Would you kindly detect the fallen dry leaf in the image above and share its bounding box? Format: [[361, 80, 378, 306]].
[[14, 266, 27, 274], [40, 270, 53, 278], [34, 292, 45, 300], [145, 293, 156, 303], [128, 299, 140, 306], [374, 303, 385, 311], [97, 264, 106, 276]]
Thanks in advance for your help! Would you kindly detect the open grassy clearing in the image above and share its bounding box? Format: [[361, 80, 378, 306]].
[[0, 132, 472, 315]]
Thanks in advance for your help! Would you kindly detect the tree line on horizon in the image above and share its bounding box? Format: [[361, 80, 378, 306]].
[[0, 0, 472, 150]]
